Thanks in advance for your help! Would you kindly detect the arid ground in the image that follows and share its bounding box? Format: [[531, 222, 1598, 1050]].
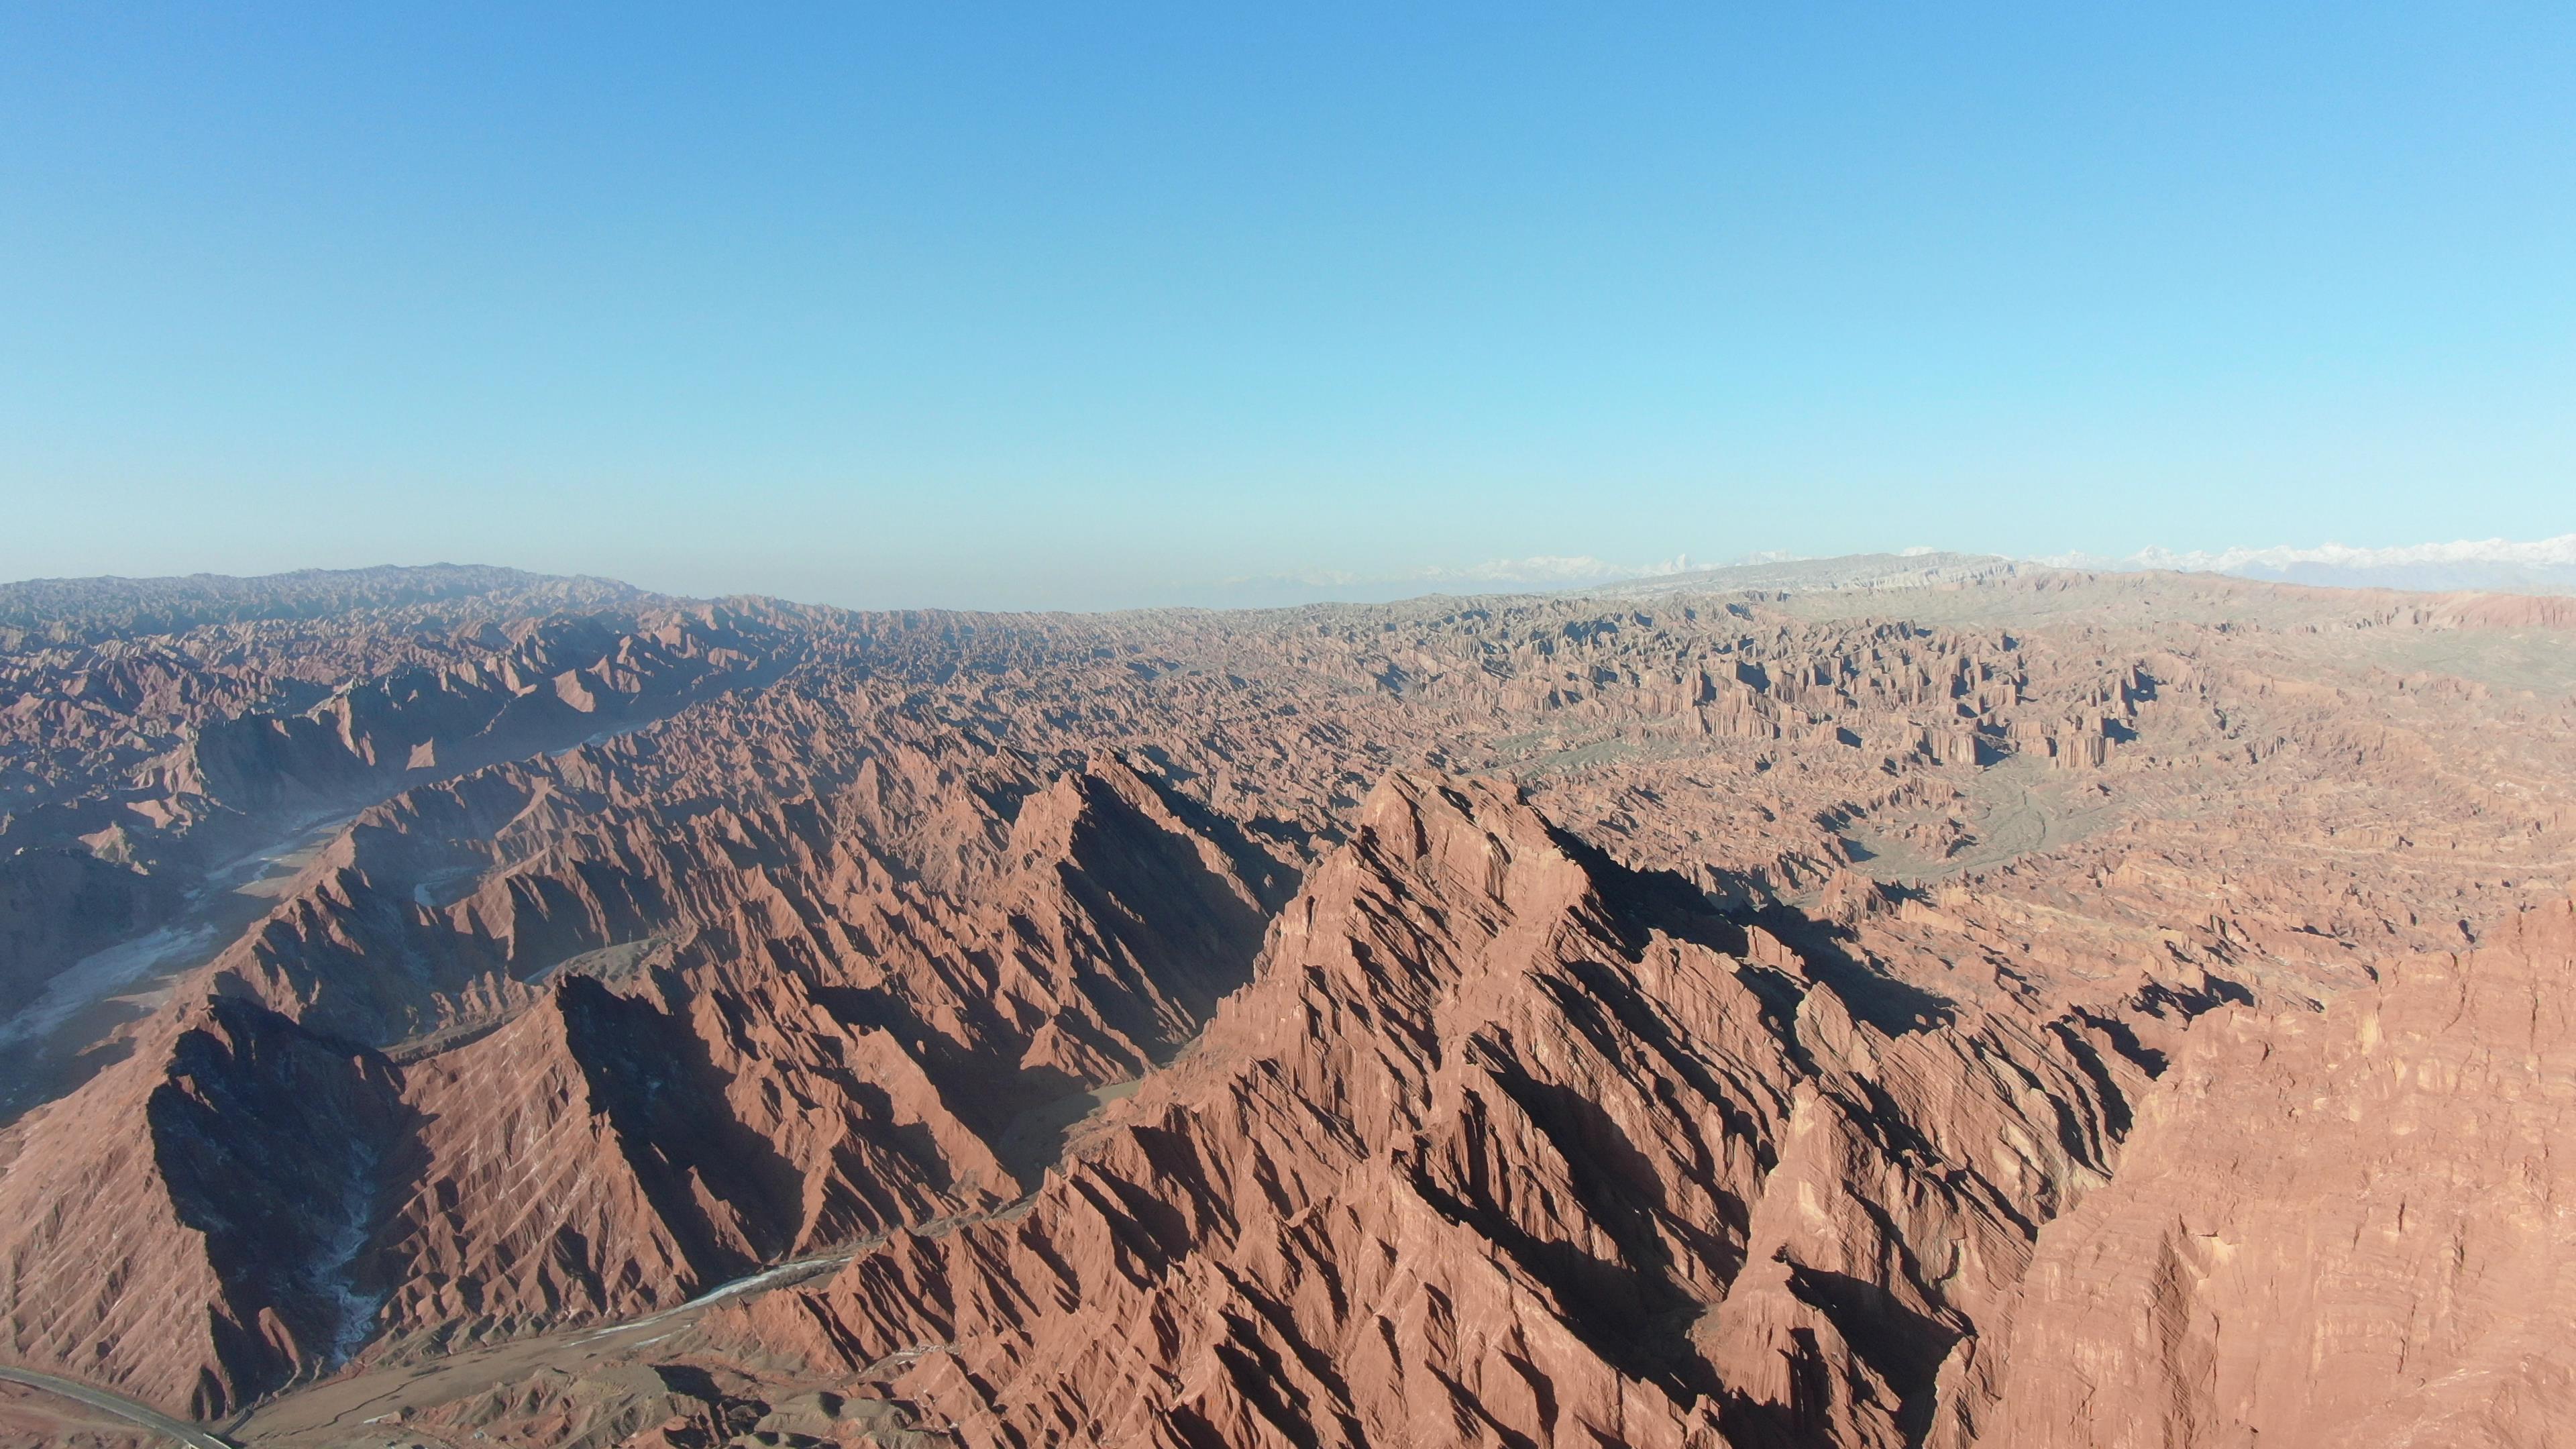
[[3, 558, 2572, 1448]]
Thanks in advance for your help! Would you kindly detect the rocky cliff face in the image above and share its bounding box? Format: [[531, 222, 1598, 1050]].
[[1, 564, 2572, 1446], [735, 775, 2153, 1448], [1983, 898, 2576, 1449], [0, 737, 1281, 1414], [0, 994, 405, 1415]]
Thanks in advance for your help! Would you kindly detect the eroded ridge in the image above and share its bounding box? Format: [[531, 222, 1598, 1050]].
[[0, 562, 2567, 1448]]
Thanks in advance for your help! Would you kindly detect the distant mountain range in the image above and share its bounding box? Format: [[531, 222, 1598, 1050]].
[[1222, 549, 2019, 607], [2041, 534, 2576, 594]]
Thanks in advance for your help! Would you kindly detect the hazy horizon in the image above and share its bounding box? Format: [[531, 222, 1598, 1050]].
[[7, 533, 2576, 615], [4, 6, 2570, 608]]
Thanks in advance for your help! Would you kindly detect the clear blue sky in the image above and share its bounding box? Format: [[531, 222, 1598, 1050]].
[[2, 4, 2569, 608]]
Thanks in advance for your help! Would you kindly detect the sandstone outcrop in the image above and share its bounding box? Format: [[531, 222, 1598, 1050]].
[[1, 735, 1281, 1412], [735, 775, 2151, 1448], [1983, 898, 2576, 1449], [0, 561, 2569, 1446], [0, 993, 405, 1415]]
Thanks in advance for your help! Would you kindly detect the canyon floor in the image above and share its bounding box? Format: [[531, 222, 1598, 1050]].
[[1, 558, 2572, 1448]]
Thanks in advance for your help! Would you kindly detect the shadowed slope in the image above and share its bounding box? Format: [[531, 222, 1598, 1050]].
[[739, 775, 2143, 1449]]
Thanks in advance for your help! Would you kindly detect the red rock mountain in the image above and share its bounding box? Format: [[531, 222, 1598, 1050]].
[[743, 773, 2145, 1448], [1986, 898, 2576, 1448], [0, 562, 2568, 1448]]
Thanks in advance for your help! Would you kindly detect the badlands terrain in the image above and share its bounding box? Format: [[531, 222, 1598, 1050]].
[[0, 557, 2571, 1448]]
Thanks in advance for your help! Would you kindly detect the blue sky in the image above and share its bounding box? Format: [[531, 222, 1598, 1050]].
[[2, 4, 2569, 608]]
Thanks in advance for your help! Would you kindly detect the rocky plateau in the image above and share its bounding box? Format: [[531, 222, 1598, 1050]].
[[0, 560, 2570, 1448]]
